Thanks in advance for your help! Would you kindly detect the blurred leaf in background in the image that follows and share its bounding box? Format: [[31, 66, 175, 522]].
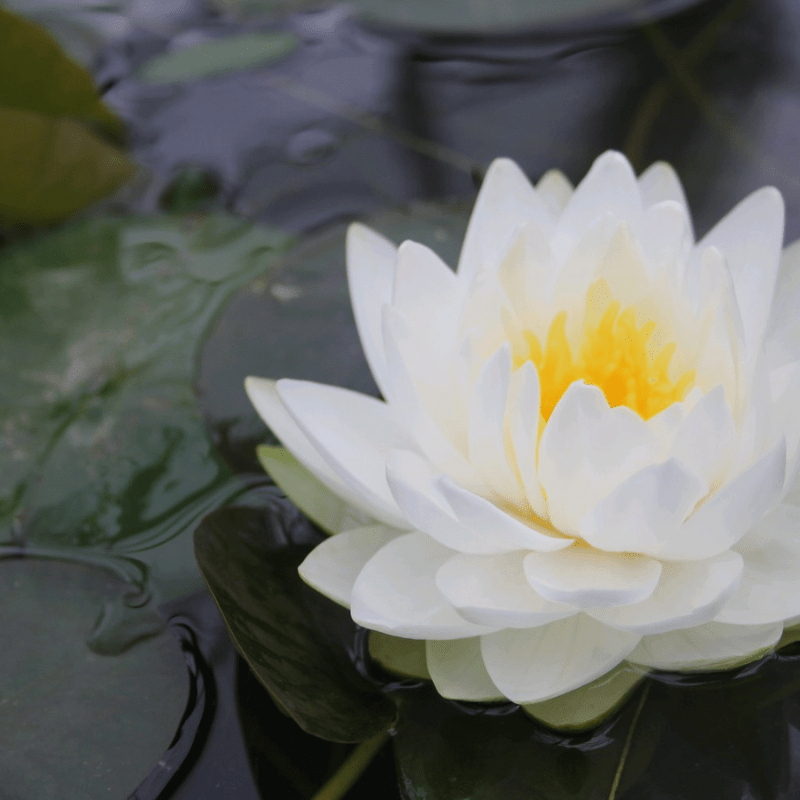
[[0, 6, 135, 225]]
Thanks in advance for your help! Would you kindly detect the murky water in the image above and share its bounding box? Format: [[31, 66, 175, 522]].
[[6, 0, 800, 796]]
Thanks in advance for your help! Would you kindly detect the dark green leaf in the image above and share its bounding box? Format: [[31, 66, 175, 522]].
[[194, 504, 397, 742]]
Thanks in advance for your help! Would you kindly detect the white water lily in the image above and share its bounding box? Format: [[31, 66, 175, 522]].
[[246, 151, 800, 707]]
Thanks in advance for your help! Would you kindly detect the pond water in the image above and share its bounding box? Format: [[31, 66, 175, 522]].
[[5, 0, 800, 797]]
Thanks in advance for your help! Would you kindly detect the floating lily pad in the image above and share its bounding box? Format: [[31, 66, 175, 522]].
[[0, 558, 187, 800], [194, 503, 398, 742], [0, 216, 294, 624], [138, 32, 299, 83]]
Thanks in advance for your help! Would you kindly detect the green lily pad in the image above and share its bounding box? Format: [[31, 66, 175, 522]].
[[194, 503, 397, 742], [0, 216, 294, 633], [138, 32, 299, 83], [0, 558, 187, 800]]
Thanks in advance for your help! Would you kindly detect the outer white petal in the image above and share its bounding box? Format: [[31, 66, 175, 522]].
[[245, 377, 373, 516], [765, 240, 800, 370], [298, 525, 400, 607], [579, 459, 708, 554], [458, 158, 556, 283], [538, 382, 661, 535], [637, 160, 691, 217], [382, 307, 476, 485], [468, 344, 526, 506], [350, 532, 499, 639], [426, 638, 504, 702], [435, 551, 575, 628], [346, 223, 396, 396], [635, 200, 693, 277], [385, 449, 508, 554], [507, 361, 548, 517], [524, 547, 662, 608], [480, 616, 640, 704], [698, 186, 784, 363], [716, 504, 800, 625], [438, 476, 574, 553], [768, 360, 800, 499], [535, 169, 573, 217], [627, 621, 782, 671], [551, 151, 642, 261], [668, 385, 737, 490], [277, 379, 412, 528], [587, 551, 743, 635], [656, 438, 786, 560]]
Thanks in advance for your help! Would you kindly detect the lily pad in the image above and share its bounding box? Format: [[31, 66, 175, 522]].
[[0, 216, 294, 622], [0, 558, 187, 800], [194, 503, 398, 742], [138, 32, 299, 83]]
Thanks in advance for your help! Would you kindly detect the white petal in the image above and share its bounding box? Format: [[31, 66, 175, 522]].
[[392, 239, 460, 315], [589, 221, 651, 307], [435, 551, 575, 628], [669, 385, 737, 490], [627, 620, 782, 671], [717, 504, 800, 625], [385, 449, 507, 554], [637, 161, 691, 218], [656, 438, 786, 560], [507, 362, 548, 517], [346, 223, 397, 396], [277, 379, 412, 528], [438, 476, 574, 553], [551, 151, 642, 261], [350, 532, 498, 639], [524, 547, 662, 608], [468, 344, 526, 505], [698, 186, 785, 361], [588, 551, 743, 635], [245, 377, 372, 516], [426, 638, 504, 702], [645, 401, 688, 449], [480, 616, 640, 703], [535, 169, 573, 217], [382, 307, 475, 485], [298, 525, 400, 606], [580, 459, 708, 554], [538, 382, 660, 534], [458, 158, 555, 283], [768, 360, 800, 499], [765, 240, 800, 370], [636, 200, 693, 276]]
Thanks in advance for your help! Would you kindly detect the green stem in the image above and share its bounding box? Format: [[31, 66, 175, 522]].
[[311, 731, 391, 800]]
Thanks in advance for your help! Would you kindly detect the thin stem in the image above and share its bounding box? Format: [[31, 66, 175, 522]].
[[607, 681, 651, 800], [311, 731, 391, 800]]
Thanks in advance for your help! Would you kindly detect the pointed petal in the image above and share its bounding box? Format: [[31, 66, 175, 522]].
[[426, 638, 504, 701], [698, 186, 784, 360], [438, 476, 574, 553], [636, 200, 693, 276], [717, 504, 800, 625], [346, 223, 397, 395], [458, 158, 555, 283], [277, 379, 412, 528], [435, 551, 575, 628], [507, 362, 548, 517], [245, 377, 371, 515], [627, 620, 782, 671], [538, 382, 660, 534], [588, 551, 743, 635], [536, 169, 573, 217], [580, 459, 708, 554], [524, 548, 662, 608], [350, 532, 498, 639], [638, 160, 691, 217], [481, 616, 640, 703], [765, 240, 800, 370], [656, 438, 786, 560], [551, 151, 642, 260], [468, 344, 526, 505], [298, 525, 400, 606], [385, 449, 508, 554]]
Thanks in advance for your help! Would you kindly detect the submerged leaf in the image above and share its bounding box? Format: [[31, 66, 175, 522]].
[[194, 504, 397, 742]]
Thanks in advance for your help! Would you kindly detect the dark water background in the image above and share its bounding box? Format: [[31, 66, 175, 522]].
[[6, 0, 800, 797]]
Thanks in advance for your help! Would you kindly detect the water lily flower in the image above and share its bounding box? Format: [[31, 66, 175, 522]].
[[245, 151, 800, 706]]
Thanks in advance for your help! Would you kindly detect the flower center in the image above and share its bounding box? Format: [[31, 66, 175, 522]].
[[513, 280, 695, 421]]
